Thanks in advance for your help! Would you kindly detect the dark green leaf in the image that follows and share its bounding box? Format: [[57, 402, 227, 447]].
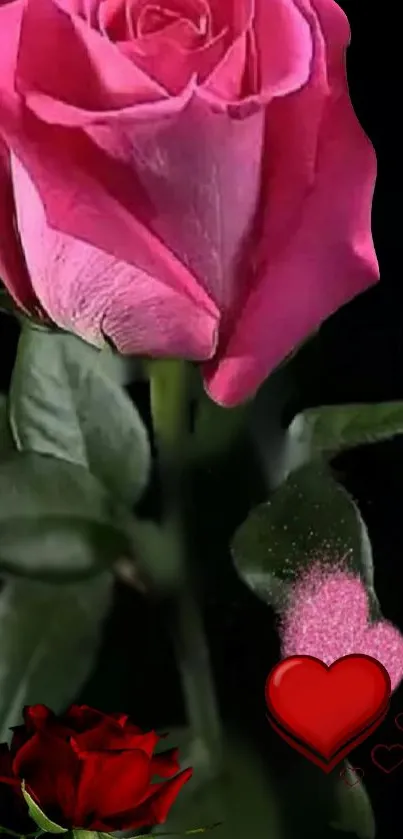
[[329, 763, 375, 839], [232, 462, 376, 611], [288, 402, 403, 460], [0, 574, 112, 740], [0, 452, 132, 580], [275, 759, 375, 839], [154, 730, 282, 839], [0, 395, 14, 460], [9, 328, 150, 505]]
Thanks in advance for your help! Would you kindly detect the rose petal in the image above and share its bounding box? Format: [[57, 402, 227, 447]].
[[98, 767, 193, 831], [1, 0, 220, 327], [15, 0, 200, 125], [23, 704, 54, 730], [71, 745, 151, 824], [58, 705, 136, 734], [201, 0, 312, 112], [199, 32, 248, 104], [74, 724, 159, 754], [85, 97, 264, 317], [16, 0, 175, 122], [204, 0, 378, 405], [9, 143, 219, 357], [151, 748, 181, 778], [61, 705, 110, 732], [120, 25, 228, 96], [254, 0, 314, 100], [0, 134, 37, 312], [13, 732, 79, 826], [9, 724, 32, 756]]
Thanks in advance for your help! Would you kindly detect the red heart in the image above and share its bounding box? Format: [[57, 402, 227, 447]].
[[265, 654, 391, 772], [371, 744, 403, 774]]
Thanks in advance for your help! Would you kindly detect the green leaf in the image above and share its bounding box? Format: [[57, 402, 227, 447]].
[[275, 759, 375, 839], [9, 327, 150, 506], [231, 462, 376, 612], [329, 763, 375, 839], [0, 451, 132, 580], [0, 574, 112, 740], [22, 783, 68, 833], [288, 402, 403, 461], [153, 731, 282, 839]]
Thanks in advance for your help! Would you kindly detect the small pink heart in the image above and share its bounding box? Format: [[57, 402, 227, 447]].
[[371, 743, 403, 774], [339, 766, 365, 787], [281, 566, 403, 691]]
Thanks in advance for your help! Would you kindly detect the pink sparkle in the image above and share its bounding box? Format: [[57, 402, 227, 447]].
[[280, 562, 403, 692]]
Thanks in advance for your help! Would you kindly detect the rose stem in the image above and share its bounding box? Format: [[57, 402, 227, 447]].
[[149, 359, 222, 777]]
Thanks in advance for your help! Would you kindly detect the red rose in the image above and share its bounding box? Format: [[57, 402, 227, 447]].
[[0, 0, 378, 406], [5, 704, 192, 832]]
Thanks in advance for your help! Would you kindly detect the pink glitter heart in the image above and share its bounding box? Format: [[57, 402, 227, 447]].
[[280, 563, 403, 692]]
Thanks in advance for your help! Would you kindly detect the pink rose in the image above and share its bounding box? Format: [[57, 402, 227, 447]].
[[0, 0, 378, 406]]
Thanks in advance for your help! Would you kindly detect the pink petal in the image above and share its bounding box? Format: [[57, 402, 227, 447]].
[[16, 0, 194, 124], [0, 1, 40, 313], [254, 0, 314, 100], [204, 0, 378, 406], [0, 0, 221, 342], [84, 96, 264, 314], [0, 136, 37, 311], [200, 0, 313, 113], [11, 153, 218, 357]]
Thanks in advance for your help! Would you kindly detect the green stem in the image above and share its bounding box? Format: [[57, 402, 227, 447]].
[[148, 360, 222, 777]]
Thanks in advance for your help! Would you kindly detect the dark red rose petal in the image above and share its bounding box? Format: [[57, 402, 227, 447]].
[[23, 704, 54, 731], [73, 723, 159, 754], [9, 723, 32, 755], [151, 748, 181, 779], [101, 767, 193, 831], [71, 744, 152, 826], [0, 743, 39, 835], [12, 732, 80, 826]]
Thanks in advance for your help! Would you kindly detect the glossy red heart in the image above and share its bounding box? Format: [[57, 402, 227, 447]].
[[265, 654, 391, 772]]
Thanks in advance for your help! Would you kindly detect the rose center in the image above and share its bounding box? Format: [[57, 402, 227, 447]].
[[135, 0, 210, 39]]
